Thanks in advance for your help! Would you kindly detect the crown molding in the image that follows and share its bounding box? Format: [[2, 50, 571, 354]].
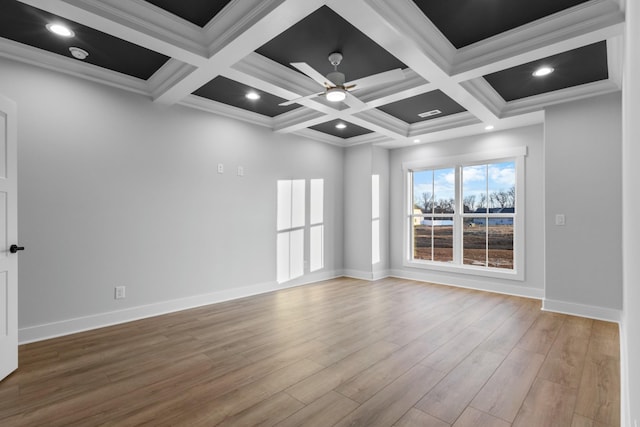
[[607, 36, 624, 88], [179, 94, 273, 128], [459, 78, 507, 118], [409, 112, 481, 137], [148, 59, 197, 101], [293, 128, 347, 147], [353, 109, 408, 138], [452, 0, 625, 81], [502, 79, 620, 117], [273, 107, 329, 133], [347, 133, 393, 147], [0, 38, 149, 95]]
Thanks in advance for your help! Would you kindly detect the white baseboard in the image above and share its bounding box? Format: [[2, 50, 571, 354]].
[[388, 269, 544, 299], [372, 269, 391, 280], [619, 320, 629, 427], [342, 269, 375, 281], [542, 298, 622, 322], [18, 270, 342, 344]]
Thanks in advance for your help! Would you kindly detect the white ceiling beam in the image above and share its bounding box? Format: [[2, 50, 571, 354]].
[[330, 0, 500, 124], [228, 53, 412, 138], [152, 0, 326, 105]]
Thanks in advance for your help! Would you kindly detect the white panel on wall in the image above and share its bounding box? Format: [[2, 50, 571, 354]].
[[0, 193, 5, 260], [0, 272, 7, 336], [0, 114, 6, 179]]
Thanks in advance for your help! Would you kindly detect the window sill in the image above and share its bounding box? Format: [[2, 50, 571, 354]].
[[403, 259, 524, 281]]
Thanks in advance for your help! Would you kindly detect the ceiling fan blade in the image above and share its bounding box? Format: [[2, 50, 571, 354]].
[[291, 62, 336, 87], [279, 91, 324, 106], [342, 91, 366, 109], [345, 68, 405, 90]]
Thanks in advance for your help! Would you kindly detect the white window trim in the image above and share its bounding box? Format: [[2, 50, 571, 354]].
[[402, 146, 526, 281]]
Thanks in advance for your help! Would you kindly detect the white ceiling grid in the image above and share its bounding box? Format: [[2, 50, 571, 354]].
[[1, 0, 625, 147]]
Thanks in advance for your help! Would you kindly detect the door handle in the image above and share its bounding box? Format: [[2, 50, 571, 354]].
[[9, 244, 24, 253]]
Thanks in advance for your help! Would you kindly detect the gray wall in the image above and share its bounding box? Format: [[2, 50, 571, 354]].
[[0, 58, 344, 333], [623, 0, 640, 424], [343, 144, 373, 277], [388, 125, 545, 297], [544, 92, 622, 313]]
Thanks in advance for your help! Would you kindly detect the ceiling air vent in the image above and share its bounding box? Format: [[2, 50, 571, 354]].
[[418, 109, 442, 118]]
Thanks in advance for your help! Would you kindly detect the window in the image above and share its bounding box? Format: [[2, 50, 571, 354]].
[[404, 147, 525, 280]]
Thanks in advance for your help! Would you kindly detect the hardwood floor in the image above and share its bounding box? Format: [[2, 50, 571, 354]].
[[0, 277, 620, 426]]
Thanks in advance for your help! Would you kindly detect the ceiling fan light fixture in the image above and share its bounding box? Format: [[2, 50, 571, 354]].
[[326, 88, 346, 102]]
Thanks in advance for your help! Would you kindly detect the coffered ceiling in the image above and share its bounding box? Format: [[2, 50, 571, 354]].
[[0, 0, 625, 147]]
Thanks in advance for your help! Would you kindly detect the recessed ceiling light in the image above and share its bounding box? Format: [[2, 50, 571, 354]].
[[69, 47, 89, 60], [485, 125, 494, 131], [245, 92, 260, 100], [533, 66, 554, 77], [413, 139, 421, 143], [335, 123, 347, 129], [46, 23, 75, 38]]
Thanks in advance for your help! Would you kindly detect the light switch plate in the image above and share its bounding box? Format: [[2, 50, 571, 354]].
[[555, 214, 565, 226]]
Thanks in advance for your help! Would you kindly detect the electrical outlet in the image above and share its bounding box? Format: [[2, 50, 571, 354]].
[[114, 286, 126, 300], [237, 166, 244, 176], [217, 163, 224, 174]]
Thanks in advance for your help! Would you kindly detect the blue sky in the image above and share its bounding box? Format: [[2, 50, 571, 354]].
[[413, 161, 515, 208]]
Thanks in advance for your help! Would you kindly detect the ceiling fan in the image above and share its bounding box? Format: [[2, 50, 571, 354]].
[[279, 52, 405, 108]]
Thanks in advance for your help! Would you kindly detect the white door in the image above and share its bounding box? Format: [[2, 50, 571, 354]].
[[0, 93, 18, 382]]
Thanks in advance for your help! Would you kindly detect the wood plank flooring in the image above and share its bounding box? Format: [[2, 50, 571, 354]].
[[0, 277, 620, 426]]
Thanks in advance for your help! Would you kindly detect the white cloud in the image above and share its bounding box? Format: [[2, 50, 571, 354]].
[[489, 164, 515, 188], [462, 165, 486, 182]]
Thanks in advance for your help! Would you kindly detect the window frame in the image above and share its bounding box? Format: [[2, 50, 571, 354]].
[[402, 146, 526, 281]]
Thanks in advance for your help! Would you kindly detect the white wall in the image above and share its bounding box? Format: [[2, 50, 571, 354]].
[[388, 125, 545, 298], [544, 92, 622, 319], [622, 0, 640, 424], [0, 57, 344, 341], [343, 144, 373, 278]]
